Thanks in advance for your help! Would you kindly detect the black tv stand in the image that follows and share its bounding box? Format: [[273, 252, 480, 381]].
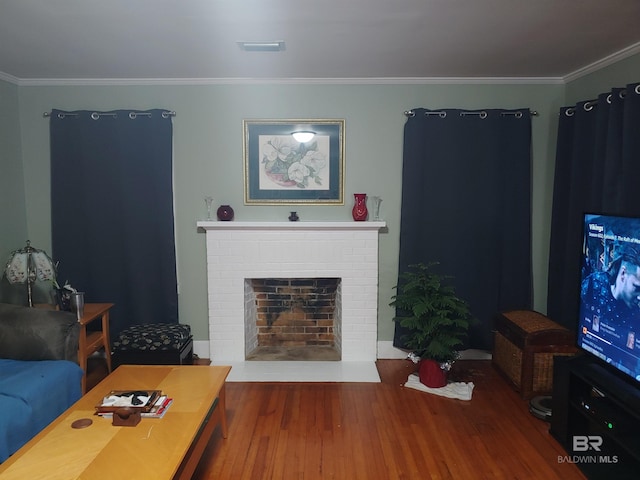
[[581, 362, 640, 412], [551, 354, 640, 479]]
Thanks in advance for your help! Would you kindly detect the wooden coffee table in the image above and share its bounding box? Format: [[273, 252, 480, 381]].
[[0, 365, 231, 479]]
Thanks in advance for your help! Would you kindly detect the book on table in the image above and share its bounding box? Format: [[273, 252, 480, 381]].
[[95, 390, 173, 418]]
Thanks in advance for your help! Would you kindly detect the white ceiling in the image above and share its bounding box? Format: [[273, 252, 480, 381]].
[[1, 0, 640, 84]]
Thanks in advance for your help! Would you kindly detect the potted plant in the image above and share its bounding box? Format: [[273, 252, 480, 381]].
[[390, 262, 473, 388]]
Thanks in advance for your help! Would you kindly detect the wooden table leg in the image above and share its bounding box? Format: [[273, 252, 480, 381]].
[[78, 325, 88, 394], [101, 311, 112, 372], [219, 383, 228, 439]]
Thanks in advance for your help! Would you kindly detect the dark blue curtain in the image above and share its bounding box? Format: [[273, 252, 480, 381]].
[[547, 82, 640, 330], [50, 109, 178, 338], [394, 108, 533, 351]]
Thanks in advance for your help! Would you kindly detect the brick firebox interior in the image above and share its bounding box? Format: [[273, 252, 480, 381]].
[[248, 278, 342, 354]]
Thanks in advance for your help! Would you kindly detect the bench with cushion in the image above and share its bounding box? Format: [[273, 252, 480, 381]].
[[111, 323, 193, 368]]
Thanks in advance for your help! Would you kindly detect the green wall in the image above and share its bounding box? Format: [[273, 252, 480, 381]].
[[13, 81, 564, 342], [4, 56, 639, 347], [0, 79, 26, 261]]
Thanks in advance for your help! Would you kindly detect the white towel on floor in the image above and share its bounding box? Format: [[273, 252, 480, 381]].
[[404, 373, 474, 401]]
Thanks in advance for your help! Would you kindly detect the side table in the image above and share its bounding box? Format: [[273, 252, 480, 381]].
[[78, 303, 114, 393]]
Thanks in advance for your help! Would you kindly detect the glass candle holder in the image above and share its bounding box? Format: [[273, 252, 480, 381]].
[[204, 196, 214, 220], [371, 196, 382, 220]]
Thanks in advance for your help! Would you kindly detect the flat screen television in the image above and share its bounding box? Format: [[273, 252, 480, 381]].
[[578, 213, 640, 384]]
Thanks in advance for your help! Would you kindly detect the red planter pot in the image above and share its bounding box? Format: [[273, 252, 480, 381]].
[[418, 359, 448, 388]]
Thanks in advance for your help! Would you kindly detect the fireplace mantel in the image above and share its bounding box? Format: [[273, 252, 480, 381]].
[[197, 220, 386, 380], [197, 221, 386, 231]]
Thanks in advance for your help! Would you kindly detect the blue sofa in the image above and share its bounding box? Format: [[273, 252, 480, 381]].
[[0, 303, 83, 462]]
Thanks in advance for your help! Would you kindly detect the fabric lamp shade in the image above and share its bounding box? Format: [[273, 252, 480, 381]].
[[31, 251, 56, 281], [5, 252, 29, 283], [3, 241, 56, 307]]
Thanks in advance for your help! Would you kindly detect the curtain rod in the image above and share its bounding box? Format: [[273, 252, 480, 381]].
[[403, 109, 539, 118], [43, 110, 176, 118]]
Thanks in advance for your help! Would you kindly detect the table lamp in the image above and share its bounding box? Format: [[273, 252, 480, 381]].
[[3, 240, 56, 307]]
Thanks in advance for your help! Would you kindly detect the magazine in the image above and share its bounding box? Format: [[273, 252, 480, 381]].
[[97, 395, 173, 419]]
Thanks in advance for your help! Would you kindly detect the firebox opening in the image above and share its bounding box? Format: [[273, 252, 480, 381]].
[[244, 278, 342, 361]]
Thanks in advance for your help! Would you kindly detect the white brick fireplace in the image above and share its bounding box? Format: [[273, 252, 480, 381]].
[[197, 221, 385, 381]]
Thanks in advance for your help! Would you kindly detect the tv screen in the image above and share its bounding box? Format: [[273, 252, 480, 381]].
[[578, 213, 640, 383]]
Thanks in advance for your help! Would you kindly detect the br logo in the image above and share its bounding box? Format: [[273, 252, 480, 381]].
[[573, 435, 603, 452]]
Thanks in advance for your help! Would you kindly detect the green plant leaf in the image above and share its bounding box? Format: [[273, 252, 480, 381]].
[[390, 262, 474, 363]]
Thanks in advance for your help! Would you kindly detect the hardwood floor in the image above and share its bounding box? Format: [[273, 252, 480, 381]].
[[191, 359, 586, 480]]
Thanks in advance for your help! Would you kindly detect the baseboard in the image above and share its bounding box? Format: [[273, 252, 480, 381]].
[[376, 340, 492, 360], [194, 339, 492, 361], [458, 349, 492, 360], [376, 341, 411, 359], [193, 340, 210, 359]]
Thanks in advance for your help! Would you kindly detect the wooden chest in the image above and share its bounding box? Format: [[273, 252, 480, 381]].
[[492, 310, 577, 399]]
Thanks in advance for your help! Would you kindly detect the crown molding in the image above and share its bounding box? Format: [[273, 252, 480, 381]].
[[2, 41, 638, 87], [0, 70, 20, 85], [9, 75, 564, 87], [563, 41, 640, 83]]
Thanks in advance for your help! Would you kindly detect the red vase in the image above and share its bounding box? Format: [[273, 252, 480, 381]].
[[217, 205, 234, 221], [352, 193, 368, 221], [418, 359, 448, 388]]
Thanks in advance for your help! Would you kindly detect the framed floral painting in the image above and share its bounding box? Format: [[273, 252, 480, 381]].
[[243, 119, 345, 204]]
